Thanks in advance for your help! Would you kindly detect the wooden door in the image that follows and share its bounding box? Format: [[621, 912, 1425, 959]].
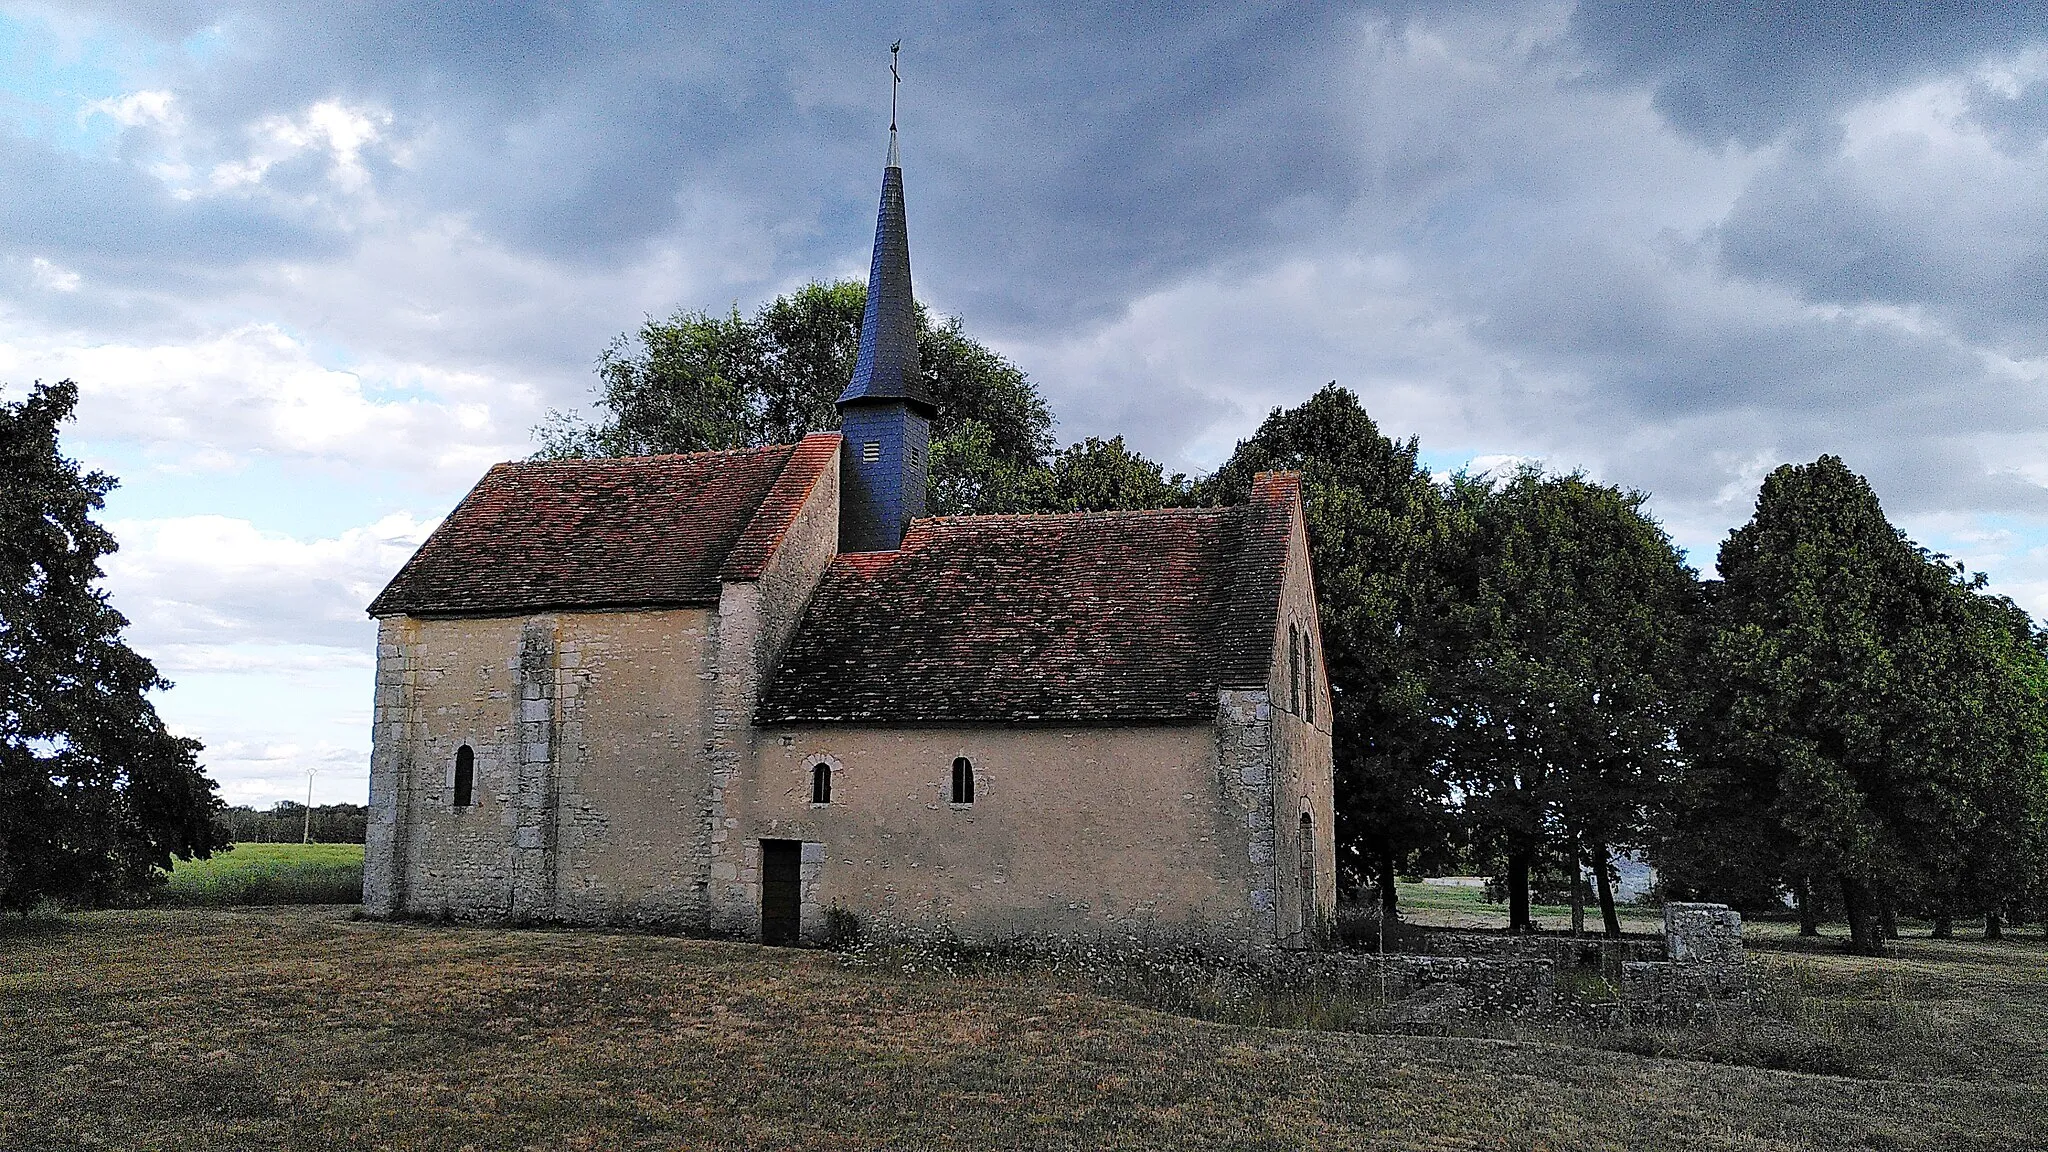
[[760, 839, 801, 945]]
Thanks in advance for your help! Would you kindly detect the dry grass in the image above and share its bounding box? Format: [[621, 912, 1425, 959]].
[[4, 907, 2046, 1150]]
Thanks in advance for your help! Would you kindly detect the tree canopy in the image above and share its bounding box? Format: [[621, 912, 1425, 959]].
[[536, 280, 1116, 515], [0, 380, 222, 913], [1668, 456, 2048, 952]]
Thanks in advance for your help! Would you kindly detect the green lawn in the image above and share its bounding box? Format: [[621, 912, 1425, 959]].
[[3, 906, 2044, 1150], [157, 842, 365, 906], [1395, 880, 1668, 933]]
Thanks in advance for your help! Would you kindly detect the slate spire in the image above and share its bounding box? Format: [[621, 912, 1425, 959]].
[[837, 45, 933, 553], [837, 82, 929, 411]]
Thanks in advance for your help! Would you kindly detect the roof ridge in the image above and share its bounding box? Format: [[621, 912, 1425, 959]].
[[722, 433, 842, 582], [501, 443, 804, 468], [915, 504, 1232, 527]]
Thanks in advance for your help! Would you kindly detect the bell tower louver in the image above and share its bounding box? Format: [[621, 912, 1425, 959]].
[[837, 48, 935, 553]]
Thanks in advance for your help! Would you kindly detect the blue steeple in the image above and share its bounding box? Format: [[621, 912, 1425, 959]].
[[838, 50, 933, 553]]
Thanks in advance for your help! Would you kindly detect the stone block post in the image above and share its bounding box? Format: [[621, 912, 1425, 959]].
[[1665, 902, 1743, 963], [363, 617, 420, 918], [507, 618, 560, 921]]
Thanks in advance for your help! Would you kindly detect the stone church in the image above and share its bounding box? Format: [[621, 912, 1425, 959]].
[[361, 123, 1335, 949]]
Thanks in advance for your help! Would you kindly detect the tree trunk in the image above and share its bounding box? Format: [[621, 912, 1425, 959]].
[[1796, 876, 1820, 937], [1878, 899, 1900, 942], [1508, 847, 1534, 934], [1986, 909, 2004, 941], [1377, 852, 1399, 922], [1841, 876, 1882, 955], [1569, 836, 1586, 937], [1592, 842, 1622, 938], [1932, 909, 1952, 939]]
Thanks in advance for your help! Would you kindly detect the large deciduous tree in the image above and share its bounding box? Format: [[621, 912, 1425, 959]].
[[0, 380, 222, 914], [536, 280, 1069, 514], [1438, 467, 1697, 935], [1670, 455, 2048, 953], [1205, 385, 1455, 915]]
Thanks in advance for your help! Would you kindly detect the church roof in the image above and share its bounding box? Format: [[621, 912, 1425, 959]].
[[366, 433, 840, 617], [757, 478, 1300, 725]]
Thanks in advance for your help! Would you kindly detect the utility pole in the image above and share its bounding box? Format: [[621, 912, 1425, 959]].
[[302, 767, 317, 844]]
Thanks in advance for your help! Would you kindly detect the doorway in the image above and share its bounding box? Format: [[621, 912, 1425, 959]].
[[760, 839, 802, 945]]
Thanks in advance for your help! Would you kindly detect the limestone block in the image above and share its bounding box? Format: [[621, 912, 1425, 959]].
[[1666, 902, 1743, 964]]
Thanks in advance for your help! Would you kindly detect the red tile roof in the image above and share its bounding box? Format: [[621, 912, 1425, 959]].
[[758, 479, 1298, 724], [367, 435, 839, 616], [721, 434, 841, 581]]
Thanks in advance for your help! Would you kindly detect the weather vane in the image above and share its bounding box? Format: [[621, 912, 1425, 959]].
[[889, 40, 901, 132]]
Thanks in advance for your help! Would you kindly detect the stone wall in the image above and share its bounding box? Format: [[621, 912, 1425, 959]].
[[1359, 903, 1750, 1023], [1263, 504, 1337, 946], [1406, 931, 1664, 973], [1267, 950, 1557, 1020], [746, 721, 1265, 945], [361, 607, 722, 926]]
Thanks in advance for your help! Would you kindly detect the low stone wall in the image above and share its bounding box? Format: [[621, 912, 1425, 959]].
[[1261, 949, 1557, 1021], [1353, 902, 1749, 1024], [1614, 902, 1749, 1022], [1406, 931, 1663, 973]]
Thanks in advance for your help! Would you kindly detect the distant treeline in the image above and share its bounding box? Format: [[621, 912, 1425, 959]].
[[216, 803, 368, 845]]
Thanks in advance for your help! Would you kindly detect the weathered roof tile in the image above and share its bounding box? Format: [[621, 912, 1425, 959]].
[[367, 441, 832, 616], [758, 489, 1297, 724]]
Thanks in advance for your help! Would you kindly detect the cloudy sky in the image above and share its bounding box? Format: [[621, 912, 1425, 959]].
[[4, 1, 2046, 807]]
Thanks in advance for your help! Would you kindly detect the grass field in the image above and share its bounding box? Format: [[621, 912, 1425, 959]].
[[4, 906, 2045, 1151], [1392, 881, 1670, 934], [155, 842, 365, 906]]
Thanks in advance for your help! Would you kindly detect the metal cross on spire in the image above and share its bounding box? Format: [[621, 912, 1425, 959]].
[[887, 40, 901, 168]]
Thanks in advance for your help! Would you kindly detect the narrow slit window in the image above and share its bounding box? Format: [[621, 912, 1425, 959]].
[[453, 745, 475, 808], [1288, 623, 1301, 714], [862, 440, 881, 463], [1299, 812, 1317, 921], [811, 761, 832, 805], [951, 757, 974, 805], [1305, 637, 1316, 724]]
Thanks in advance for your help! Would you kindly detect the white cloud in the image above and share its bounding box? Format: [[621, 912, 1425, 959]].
[[30, 257, 80, 292], [102, 511, 434, 652], [209, 99, 396, 196], [3, 323, 520, 477], [83, 89, 181, 131], [95, 512, 431, 808]]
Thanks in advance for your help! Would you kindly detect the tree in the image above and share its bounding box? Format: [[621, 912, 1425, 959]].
[[0, 380, 222, 913], [1205, 385, 1455, 917], [535, 280, 1064, 514], [1666, 455, 2048, 953], [1438, 467, 1696, 935]]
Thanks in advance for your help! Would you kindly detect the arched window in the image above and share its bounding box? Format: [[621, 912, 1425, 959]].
[[1288, 622, 1302, 713], [1299, 811, 1317, 925], [453, 745, 475, 808], [811, 760, 832, 805], [951, 757, 974, 805]]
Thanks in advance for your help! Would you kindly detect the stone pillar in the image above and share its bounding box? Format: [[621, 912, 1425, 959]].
[[507, 617, 560, 921], [1216, 688, 1279, 948], [1665, 902, 1743, 963], [363, 617, 420, 918]]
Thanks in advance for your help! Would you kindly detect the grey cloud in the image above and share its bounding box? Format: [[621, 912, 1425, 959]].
[[1970, 76, 2048, 150], [0, 132, 335, 274], [40, 0, 1381, 329], [1715, 131, 2048, 354], [1568, 1, 2048, 145]]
